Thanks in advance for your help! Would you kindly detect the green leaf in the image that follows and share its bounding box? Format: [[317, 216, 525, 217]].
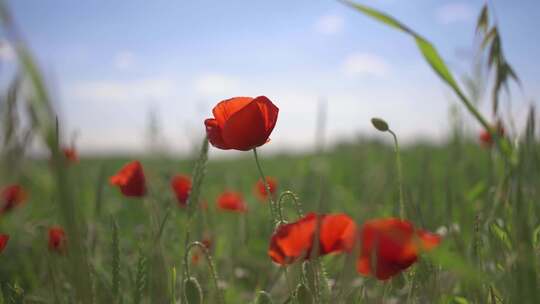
[[427, 245, 488, 287], [340, 1, 410, 33], [341, 0, 515, 162], [111, 217, 120, 300], [452, 296, 470, 304], [476, 5, 489, 33], [341, 1, 460, 94], [414, 36, 460, 92], [465, 181, 486, 202]]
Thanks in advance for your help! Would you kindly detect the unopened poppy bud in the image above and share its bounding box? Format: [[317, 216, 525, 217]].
[[295, 283, 313, 304], [254, 291, 274, 304], [371, 118, 389, 132], [183, 277, 202, 304]]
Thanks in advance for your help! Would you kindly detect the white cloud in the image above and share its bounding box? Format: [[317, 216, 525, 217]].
[[315, 14, 344, 35], [194, 73, 239, 97], [113, 51, 135, 70], [436, 3, 475, 25], [68, 78, 177, 103], [0, 39, 15, 62], [341, 53, 390, 77]]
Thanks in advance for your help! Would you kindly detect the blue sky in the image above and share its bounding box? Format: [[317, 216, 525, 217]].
[[2, 0, 539, 155]]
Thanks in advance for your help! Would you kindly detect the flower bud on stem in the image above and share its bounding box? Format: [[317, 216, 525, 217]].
[[371, 118, 405, 219]]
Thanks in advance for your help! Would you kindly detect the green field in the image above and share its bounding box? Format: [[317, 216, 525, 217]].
[[1, 1, 539, 303], [2, 137, 539, 303]]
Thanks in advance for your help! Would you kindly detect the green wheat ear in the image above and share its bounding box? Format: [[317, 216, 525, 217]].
[[187, 137, 209, 214], [133, 248, 147, 304], [2, 283, 24, 304], [183, 277, 203, 304]]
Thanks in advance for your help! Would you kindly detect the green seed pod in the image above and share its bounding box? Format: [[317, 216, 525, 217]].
[[295, 283, 313, 304], [371, 117, 389, 132], [183, 277, 202, 304], [254, 290, 274, 304]]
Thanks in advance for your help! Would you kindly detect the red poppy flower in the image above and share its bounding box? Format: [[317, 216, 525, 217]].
[[171, 175, 192, 207], [217, 191, 248, 213], [479, 124, 505, 148], [1, 184, 27, 214], [0, 234, 9, 253], [110, 161, 146, 197], [254, 177, 278, 201], [62, 147, 79, 163], [356, 218, 441, 280], [204, 96, 279, 151], [269, 212, 357, 265], [48, 226, 67, 254]]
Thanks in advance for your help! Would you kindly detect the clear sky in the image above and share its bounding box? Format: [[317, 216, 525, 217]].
[[2, 0, 539, 156]]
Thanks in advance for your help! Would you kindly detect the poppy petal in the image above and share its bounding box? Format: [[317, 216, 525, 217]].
[[217, 191, 247, 213], [205, 119, 230, 150], [222, 100, 269, 151], [417, 230, 441, 251], [0, 234, 9, 253], [357, 218, 440, 280], [48, 226, 67, 254], [109, 161, 146, 197], [375, 256, 417, 280], [212, 97, 253, 128], [171, 175, 192, 207], [253, 96, 279, 134], [269, 213, 317, 264], [320, 214, 357, 254], [1, 184, 27, 214]]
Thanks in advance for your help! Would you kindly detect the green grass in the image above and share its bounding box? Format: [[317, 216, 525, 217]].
[[1, 1, 539, 303], [2, 137, 539, 303]]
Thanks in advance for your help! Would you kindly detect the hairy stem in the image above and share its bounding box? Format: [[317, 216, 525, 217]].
[[388, 129, 405, 219], [253, 148, 278, 225]]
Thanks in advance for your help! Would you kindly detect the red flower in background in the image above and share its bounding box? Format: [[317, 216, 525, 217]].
[[62, 147, 79, 163], [217, 191, 247, 213], [48, 226, 67, 254], [255, 177, 278, 201], [1, 184, 27, 214], [0, 234, 9, 253], [171, 175, 192, 207], [110, 161, 146, 197], [356, 218, 441, 280], [269, 212, 357, 265], [204, 96, 279, 151], [479, 123, 505, 148]]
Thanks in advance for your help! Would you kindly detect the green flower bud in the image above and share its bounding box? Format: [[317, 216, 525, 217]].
[[371, 118, 389, 132], [183, 277, 202, 304], [254, 290, 274, 304]]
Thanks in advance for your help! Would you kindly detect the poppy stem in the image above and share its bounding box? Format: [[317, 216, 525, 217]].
[[388, 129, 406, 219], [184, 241, 224, 304], [252, 148, 278, 225], [277, 191, 304, 221]]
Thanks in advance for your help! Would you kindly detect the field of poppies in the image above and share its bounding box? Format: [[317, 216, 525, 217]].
[[1, 1, 540, 304]]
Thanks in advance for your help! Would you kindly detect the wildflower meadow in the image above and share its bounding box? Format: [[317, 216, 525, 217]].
[[0, 1, 539, 303]]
